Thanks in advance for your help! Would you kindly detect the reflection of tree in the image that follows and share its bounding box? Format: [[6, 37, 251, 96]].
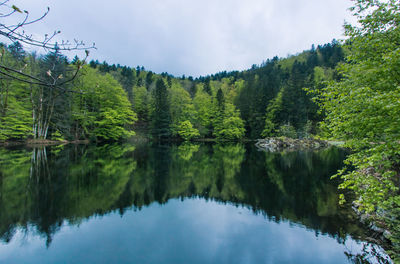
[[0, 143, 378, 253], [153, 144, 171, 203], [0, 147, 32, 243], [64, 144, 136, 219], [213, 143, 245, 180], [176, 143, 200, 161], [212, 143, 245, 197], [0, 144, 136, 246], [28, 146, 68, 246], [235, 146, 367, 242]]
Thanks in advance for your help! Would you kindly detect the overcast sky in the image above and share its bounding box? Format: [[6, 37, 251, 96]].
[[9, 0, 354, 77]]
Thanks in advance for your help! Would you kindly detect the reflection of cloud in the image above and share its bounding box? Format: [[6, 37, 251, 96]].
[[1, 198, 370, 263], [180, 199, 365, 263], [11, 0, 354, 77]]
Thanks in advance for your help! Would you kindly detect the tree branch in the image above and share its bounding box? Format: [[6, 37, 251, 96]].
[[0, 1, 95, 89]]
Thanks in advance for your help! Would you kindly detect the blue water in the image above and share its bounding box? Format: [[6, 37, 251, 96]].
[[0, 143, 390, 263], [1, 199, 370, 264]]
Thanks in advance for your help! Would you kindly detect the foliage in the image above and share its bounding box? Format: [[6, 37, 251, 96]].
[[213, 103, 245, 140], [50, 130, 65, 141], [278, 123, 297, 139], [151, 79, 171, 139], [193, 89, 213, 137], [177, 120, 200, 141], [0, 45, 32, 140], [72, 66, 137, 141], [169, 81, 197, 136], [1, 32, 346, 143], [133, 85, 149, 122], [0, 80, 32, 140], [235, 42, 343, 139], [302, 120, 313, 139], [317, 0, 400, 258], [261, 89, 284, 137]]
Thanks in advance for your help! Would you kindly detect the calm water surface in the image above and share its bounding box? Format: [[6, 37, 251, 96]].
[[0, 143, 391, 263]]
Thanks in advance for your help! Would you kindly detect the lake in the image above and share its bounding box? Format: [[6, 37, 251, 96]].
[[0, 142, 391, 263]]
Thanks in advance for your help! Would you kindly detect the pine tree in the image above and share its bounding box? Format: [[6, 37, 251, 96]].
[[151, 79, 171, 139], [216, 88, 225, 110], [203, 77, 212, 96], [8, 42, 25, 61]]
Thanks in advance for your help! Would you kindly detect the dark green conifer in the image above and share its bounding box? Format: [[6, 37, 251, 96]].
[[151, 79, 171, 139]]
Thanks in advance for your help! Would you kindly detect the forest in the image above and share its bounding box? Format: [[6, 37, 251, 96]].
[[0, 40, 343, 142]]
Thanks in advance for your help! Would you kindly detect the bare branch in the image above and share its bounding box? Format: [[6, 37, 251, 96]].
[[0, 0, 10, 6], [0, 9, 16, 18], [0, 64, 47, 84], [0, 1, 95, 88], [21, 7, 49, 26], [0, 2, 96, 52], [0, 68, 84, 94], [0, 68, 48, 86], [7, 10, 29, 35]]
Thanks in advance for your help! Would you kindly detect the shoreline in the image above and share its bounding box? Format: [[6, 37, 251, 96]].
[[0, 139, 90, 147], [255, 137, 330, 152], [0, 137, 340, 147], [0, 137, 252, 147]]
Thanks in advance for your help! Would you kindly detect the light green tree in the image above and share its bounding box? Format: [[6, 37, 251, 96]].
[[132, 85, 149, 122], [177, 120, 200, 141], [317, 0, 400, 258], [213, 103, 245, 140], [261, 89, 284, 137], [0, 45, 32, 140], [169, 81, 198, 136], [72, 66, 137, 141], [193, 88, 213, 137], [278, 123, 297, 139]]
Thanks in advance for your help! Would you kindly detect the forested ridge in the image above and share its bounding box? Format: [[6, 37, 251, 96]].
[[0, 40, 343, 142]]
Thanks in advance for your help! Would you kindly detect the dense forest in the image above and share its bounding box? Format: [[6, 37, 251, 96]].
[[0, 40, 343, 142]]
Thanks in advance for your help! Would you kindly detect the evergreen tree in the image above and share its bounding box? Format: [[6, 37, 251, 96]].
[[71, 55, 80, 65], [203, 77, 212, 96], [89, 60, 97, 68], [8, 42, 25, 61], [146, 71, 153, 86], [151, 79, 171, 139], [216, 88, 225, 110]]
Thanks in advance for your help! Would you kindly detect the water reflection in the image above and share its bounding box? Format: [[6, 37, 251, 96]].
[[0, 143, 391, 263]]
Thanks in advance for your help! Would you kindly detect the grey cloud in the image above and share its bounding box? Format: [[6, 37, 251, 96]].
[[11, 0, 353, 77]]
